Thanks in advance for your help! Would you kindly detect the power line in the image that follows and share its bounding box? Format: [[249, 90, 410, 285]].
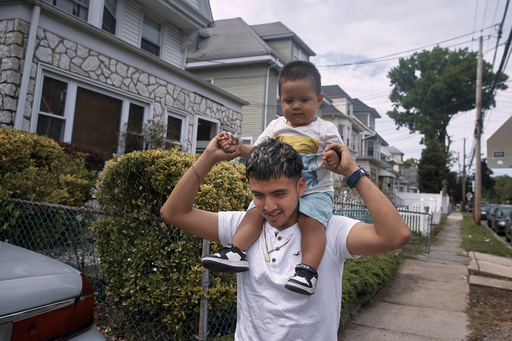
[[316, 25, 498, 69]]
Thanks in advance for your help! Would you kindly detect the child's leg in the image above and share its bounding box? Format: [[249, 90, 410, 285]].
[[200, 207, 262, 273], [231, 208, 264, 250], [297, 213, 326, 270]]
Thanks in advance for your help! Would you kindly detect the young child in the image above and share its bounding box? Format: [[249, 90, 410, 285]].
[[201, 60, 343, 295]]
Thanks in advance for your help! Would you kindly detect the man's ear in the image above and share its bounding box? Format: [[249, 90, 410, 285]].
[[297, 177, 306, 196]]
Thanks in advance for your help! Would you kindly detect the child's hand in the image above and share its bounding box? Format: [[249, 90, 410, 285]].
[[322, 143, 359, 177], [322, 147, 340, 171], [217, 132, 240, 154]]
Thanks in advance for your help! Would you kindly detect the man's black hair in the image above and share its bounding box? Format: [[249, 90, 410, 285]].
[[246, 138, 303, 182]]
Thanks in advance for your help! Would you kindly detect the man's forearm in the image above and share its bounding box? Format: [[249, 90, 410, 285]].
[[354, 176, 411, 253], [160, 152, 215, 223]]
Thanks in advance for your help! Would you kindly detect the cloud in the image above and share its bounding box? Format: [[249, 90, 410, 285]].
[[210, 0, 512, 175]]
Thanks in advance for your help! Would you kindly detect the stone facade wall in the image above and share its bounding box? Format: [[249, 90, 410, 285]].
[[0, 19, 27, 127], [0, 18, 242, 152]]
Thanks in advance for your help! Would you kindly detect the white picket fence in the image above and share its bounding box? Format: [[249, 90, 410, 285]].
[[397, 192, 449, 232]]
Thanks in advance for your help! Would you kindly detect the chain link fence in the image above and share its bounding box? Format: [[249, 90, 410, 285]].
[[0, 198, 235, 340], [1, 197, 432, 340]]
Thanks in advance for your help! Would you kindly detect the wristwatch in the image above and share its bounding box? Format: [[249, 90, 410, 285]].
[[346, 167, 369, 189]]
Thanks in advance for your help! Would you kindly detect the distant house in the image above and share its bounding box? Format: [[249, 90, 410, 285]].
[[0, 0, 245, 156], [319, 85, 358, 154], [487, 116, 512, 169], [319, 86, 388, 182], [186, 18, 315, 144]]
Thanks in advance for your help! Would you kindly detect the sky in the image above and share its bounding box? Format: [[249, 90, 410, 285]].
[[209, 0, 512, 177]]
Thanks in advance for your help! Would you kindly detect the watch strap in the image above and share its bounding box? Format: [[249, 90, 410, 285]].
[[347, 167, 368, 189]]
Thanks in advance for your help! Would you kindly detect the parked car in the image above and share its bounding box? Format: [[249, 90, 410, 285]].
[[480, 201, 490, 220], [492, 205, 512, 235], [0, 241, 105, 340], [487, 204, 499, 228], [505, 210, 512, 244]]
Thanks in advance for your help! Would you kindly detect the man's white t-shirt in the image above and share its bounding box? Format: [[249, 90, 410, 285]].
[[218, 212, 359, 341]]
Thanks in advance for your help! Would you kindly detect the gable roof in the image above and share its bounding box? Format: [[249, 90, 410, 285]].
[[250, 22, 315, 56], [384, 146, 404, 155], [187, 18, 280, 62], [322, 85, 352, 100], [353, 98, 381, 118]]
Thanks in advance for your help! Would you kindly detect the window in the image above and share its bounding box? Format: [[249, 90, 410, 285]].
[[44, 0, 89, 20], [195, 117, 218, 154], [366, 140, 375, 158], [337, 124, 345, 142], [35, 74, 148, 157], [293, 44, 307, 61], [124, 103, 145, 153], [241, 137, 253, 145], [71, 87, 122, 156], [102, 0, 117, 34], [36, 77, 68, 141], [166, 111, 189, 151], [141, 16, 161, 56]]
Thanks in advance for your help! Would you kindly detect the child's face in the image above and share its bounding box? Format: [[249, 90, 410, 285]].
[[279, 80, 323, 128]]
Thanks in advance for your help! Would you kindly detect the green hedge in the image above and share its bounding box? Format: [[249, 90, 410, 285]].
[[341, 252, 400, 326], [0, 127, 95, 205], [92, 149, 251, 338], [0, 127, 96, 248]]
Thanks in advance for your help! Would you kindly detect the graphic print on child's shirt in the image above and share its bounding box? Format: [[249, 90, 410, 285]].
[[275, 135, 319, 189]]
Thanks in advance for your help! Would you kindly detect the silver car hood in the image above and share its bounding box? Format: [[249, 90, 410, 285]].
[[0, 242, 82, 316]]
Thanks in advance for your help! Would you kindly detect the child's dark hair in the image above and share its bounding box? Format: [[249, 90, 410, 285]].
[[246, 138, 303, 183], [278, 60, 322, 96]]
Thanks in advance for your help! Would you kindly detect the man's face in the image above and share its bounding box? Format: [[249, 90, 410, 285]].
[[249, 175, 305, 230], [279, 80, 323, 128]]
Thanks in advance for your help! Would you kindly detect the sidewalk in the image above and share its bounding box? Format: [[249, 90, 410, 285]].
[[339, 211, 472, 340]]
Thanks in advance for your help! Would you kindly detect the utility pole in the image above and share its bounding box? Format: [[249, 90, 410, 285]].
[[461, 139, 466, 212], [474, 36, 483, 225]]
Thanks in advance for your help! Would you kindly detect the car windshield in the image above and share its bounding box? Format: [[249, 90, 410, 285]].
[[500, 207, 512, 216]]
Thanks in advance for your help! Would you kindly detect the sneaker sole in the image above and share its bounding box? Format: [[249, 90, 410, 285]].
[[201, 258, 249, 273], [285, 281, 315, 295]]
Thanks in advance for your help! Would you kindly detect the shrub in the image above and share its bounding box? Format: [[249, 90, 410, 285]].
[[0, 127, 96, 205], [340, 252, 400, 326], [0, 128, 96, 248], [92, 148, 251, 338], [57, 142, 109, 173]]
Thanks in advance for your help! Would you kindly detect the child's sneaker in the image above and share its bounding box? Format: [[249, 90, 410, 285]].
[[285, 263, 318, 295], [201, 244, 249, 272]]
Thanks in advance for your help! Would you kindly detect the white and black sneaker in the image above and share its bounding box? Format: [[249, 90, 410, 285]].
[[285, 263, 318, 295], [201, 244, 249, 273]]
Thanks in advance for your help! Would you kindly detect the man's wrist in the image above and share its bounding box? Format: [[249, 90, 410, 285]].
[[346, 167, 369, 188]]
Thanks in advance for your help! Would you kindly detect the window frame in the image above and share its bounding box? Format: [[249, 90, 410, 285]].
[[192, 115, 219, 154], [32, 70, 150, 156], [101, 0, 118, 34], [141, 14, 162, 57], [43, 0, 90, 20], [166, 109, 190, 152]]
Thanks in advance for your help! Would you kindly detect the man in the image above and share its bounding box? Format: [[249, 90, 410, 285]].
[[160, 135, 410, 340]]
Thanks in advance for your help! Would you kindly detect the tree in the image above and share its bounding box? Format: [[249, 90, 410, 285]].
[[446, 171, 461, 203], [403, 157, 418, 168], [387, 46, 508, 153], [418, 138, 449, 193], [486, 175, 512, 204], [481, 158, 495, 192]]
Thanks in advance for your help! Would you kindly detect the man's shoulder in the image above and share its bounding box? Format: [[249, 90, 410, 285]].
[[327, 215, 360, 231]]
